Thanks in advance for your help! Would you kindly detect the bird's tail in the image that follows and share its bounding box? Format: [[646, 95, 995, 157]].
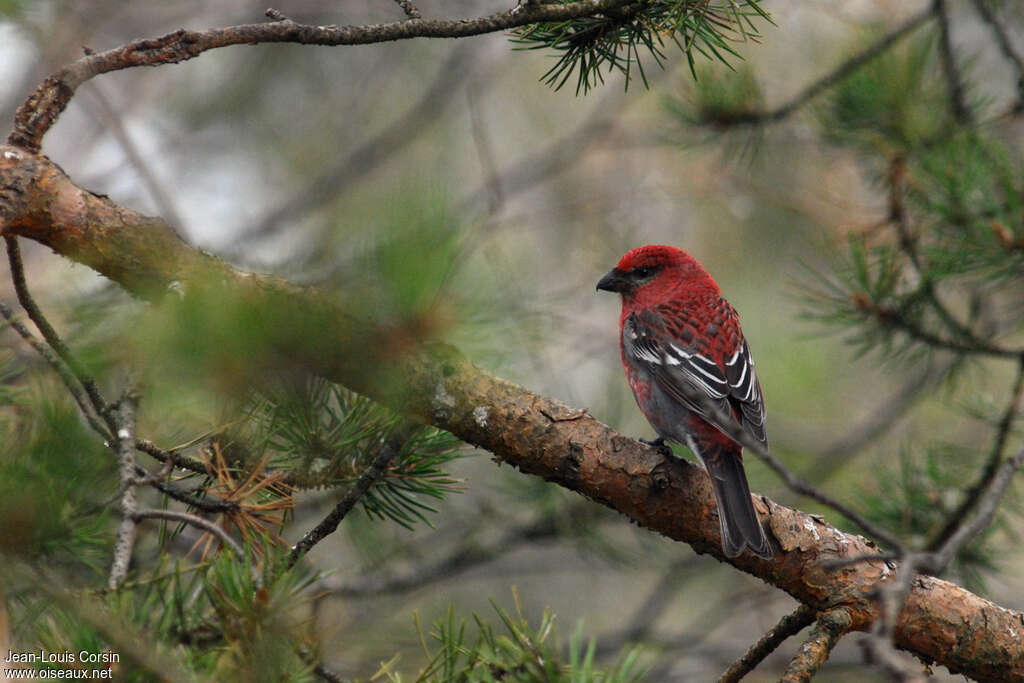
[[696, 442, 772, 559]]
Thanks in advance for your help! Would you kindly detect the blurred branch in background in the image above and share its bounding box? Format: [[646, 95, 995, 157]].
[[240, 41, 479, 250], [679, 5, 934, 128]]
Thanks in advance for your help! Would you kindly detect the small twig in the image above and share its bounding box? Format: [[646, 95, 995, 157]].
[[930, 439, 1024, 573], [927, 358, 1024, 551], [719, 603, 818, 682], [863, 300, 1022, 359], [392, 0, 421, 20], [265, 8, 293, 23], [108, 387, 141, 590], [933, 0, 973, 125], [5, 236, 114, 432], [131, 463, 240, 513], [129, 460, 174, 487], [133, 508, 244, 557], [287, 423, 413, 568], [778, 608, 852, 682], [135, 438, 212, 475], [969, 0, 1024, 110], [0, 300, 111, 439]]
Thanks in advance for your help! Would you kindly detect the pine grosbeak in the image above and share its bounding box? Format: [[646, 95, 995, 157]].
[[597, 245, 772, 558]]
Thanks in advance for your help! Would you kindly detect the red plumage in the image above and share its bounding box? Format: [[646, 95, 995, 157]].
[[597, 245, 772, 558]]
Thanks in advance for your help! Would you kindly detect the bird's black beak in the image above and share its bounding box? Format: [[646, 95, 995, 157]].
[[596, 268, 629, 293]]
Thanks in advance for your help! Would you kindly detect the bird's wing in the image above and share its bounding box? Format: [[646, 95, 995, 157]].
[[624, 308, 767, 448]]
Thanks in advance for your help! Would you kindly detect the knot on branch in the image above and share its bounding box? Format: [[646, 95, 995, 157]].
[[126, 29, 202, 66]]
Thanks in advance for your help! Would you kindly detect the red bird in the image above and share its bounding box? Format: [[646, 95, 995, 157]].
[[597, 245, 772, 558]]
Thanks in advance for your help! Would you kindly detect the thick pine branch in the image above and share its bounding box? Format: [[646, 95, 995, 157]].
[[1, 148, 1022, 681]]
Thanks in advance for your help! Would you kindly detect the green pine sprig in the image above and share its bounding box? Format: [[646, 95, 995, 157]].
[[510, 0, 771, 94]]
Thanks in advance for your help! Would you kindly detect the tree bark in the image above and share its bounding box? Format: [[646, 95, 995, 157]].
[[1, 146, 1022, 681]]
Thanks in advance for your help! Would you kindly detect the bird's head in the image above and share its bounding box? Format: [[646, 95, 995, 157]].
[[596, 245, 718, 306]]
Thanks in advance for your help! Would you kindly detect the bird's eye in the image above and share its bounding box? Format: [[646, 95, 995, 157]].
[[633, 266, 655, 279]]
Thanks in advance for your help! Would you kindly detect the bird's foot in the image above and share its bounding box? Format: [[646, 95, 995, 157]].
[[640, 436, 675, 458]]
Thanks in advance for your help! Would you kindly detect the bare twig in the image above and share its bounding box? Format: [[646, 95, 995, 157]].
[[778, 608, 852, 682], [0, 300, 111, 439], [265, 8, 293, 24], [969, 0, 1024, 110], [287, 424, 412, 567], [392, 0, 421, 20], [128, 460, 173, 487], [108, 387, 141, 590], [862, 299, 1023, 358], [829, 431, 1024, 677], [8, 0, 639, 151], [132, 507, 245, 557], [719, 603, 817, 682], [131, 463, 241, 514], [134, 438, 212, 475], [828, 425, 1024, 681], [928, 358, 1024, 550], [5, 236, 114, 433], [933, 0, 973, 125], [930, 439, 1024, 573]]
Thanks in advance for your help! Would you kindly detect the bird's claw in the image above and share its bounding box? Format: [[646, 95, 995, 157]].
[[640, 436, 675, 458]]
